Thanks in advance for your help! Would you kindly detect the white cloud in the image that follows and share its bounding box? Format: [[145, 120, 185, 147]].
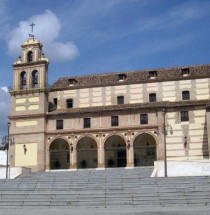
[[1, 86, 8, 93], [7, 10, 79, 62], [47, 42, 79, 61]]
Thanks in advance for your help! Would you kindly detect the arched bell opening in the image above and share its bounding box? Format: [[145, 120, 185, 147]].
[[32, 70, 39, 88], [134, 133, 156, 167], [104, 135, 126, 168], [76, 137, 98, 169], [49, 138, 70, 170], [27, 51, 33, 62], [20, 71, 27, 90]]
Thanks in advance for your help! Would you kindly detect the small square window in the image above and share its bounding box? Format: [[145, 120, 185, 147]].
[[148, 71, 157, 79], [66, 99, 73, 108], [140, 114, 148, 124], [117, 96, 124, 105], [149, 93, 156, 102], [84, 118, 91, 128], [56, 120, 63, 130], [111, 116, 119, 126], [181, 111, 189, 122], [118, 74, 127, 81], [68, 79, 77, 86], [182, 91, 190, 100]]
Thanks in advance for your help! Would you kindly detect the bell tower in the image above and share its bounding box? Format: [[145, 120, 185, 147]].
[[12, 37, 49, 91], [9, 29, 49, 172]]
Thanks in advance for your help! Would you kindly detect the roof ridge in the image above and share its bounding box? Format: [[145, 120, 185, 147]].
[[59, 63, 210, 80]]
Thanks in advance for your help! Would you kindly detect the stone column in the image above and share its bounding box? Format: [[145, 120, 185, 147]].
[[70, 135, 77, 169], [128, 144, 134, 168], [126, 133, 134, 167], [69, 148, 71, 169], [71, 146, 77, 169], [98, 133, 105, 168]]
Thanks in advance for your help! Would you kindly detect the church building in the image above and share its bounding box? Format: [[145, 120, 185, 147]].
[[8, 37, 210, 172]]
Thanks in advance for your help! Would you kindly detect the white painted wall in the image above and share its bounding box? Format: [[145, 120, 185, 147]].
[[152, 160, 210, 177], [0, 151, 6, 165]]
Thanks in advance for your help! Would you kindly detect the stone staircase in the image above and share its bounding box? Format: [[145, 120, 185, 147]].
[[0, 167, 210, 208]]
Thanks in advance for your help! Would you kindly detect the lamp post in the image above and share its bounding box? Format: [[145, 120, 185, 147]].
[[155, 108, 173, 177], [6, 122, 11, 179], [162, 108, 167, 177]]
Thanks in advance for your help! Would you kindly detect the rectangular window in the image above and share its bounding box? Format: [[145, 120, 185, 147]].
[[66, 99, 73, 108], [68, 79, 77, 86], [53, 98, 57, 109], [181, 111, 189, 122], [84, 118, 91, 128], [118, 74, 127, 81], [140, 114, 148, 124], [117, 96, 124, 105], [181, 68, 190, 76], [56, 120, 63, 130], [149, 71, 157, 79], [182, 91, 190, 100], [111, 116, 119, 126], [149, 93, 156, 102]]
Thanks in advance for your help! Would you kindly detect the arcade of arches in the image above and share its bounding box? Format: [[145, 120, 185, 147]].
[[48, 133, 157, 170]]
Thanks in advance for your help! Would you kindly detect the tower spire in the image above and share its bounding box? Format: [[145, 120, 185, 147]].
[[29, 22, 35, 38]]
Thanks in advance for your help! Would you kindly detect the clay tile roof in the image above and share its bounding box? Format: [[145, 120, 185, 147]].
[[50, 64, 210, 91]]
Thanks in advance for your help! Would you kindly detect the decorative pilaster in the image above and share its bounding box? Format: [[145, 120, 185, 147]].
[[45, 147, 50, 171]]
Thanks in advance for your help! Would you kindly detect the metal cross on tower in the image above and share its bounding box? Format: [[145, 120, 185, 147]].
[[29, 22, 35, 38]]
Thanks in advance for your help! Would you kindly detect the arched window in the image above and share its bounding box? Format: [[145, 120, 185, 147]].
[[32, 70, 39, 88], [27, 51, 33, 62], [20, 71, 27, 90]]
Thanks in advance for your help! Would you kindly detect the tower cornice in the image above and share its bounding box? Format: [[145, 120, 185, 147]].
[[12, 60, 49, 67]]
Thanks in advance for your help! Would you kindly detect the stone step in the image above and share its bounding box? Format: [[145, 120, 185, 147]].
[[0, 168, 210, 209]]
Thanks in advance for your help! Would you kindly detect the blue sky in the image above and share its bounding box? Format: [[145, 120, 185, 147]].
[[0, 0, 210, 140]]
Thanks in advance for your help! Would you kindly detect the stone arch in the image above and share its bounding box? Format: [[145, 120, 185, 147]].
[[103, 133, 127, 146], [104, 135, 127, 168], [132, 131, 158, 143], [31, 70, 39, 88], [48, 136, 71, 148], [76, 136, 98, 169], [75, 134, 99, 148], [49, 138, 70, 170], [133, 133, 157, 167], [27, 51, 33, 62], [20, 71, 27, 90]]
